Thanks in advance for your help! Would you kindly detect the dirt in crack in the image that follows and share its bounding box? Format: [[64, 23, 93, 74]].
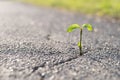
[[54, 56, 79, 66], [25, 62, 46, 79], [32, 62, 46, 73]]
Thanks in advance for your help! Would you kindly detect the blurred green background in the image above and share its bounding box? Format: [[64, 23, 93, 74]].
[[21, 0, 120, 19]]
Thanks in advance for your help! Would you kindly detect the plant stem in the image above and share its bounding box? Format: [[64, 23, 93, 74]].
[[79, 28, 82, 55]]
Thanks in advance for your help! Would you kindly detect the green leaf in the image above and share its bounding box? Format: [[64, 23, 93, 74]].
[[77, 42, 82, 48], [82, 24, 93, 31], [67, 24, 80, 32]]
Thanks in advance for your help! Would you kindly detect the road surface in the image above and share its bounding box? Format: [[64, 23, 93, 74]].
[[0, 0, 120, 80]]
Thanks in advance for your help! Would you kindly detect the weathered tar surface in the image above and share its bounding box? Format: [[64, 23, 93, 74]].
[[0, 0, 120, 80]]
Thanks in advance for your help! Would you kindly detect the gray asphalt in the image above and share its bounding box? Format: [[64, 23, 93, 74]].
[[0, 1, 120, 80]]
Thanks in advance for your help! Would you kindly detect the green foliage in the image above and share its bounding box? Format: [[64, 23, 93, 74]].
[[82, 24, 93, 31], [67, 23, 93, 55], [22, 0, 120, 18], [77, 42, 81, 48], [67, 24, 80, 32]]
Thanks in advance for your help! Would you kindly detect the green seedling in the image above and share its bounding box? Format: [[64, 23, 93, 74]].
[[67, 24, 93, 56]]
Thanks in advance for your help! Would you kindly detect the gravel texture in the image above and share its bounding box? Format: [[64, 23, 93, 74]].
[[0, 0, 120, 80]]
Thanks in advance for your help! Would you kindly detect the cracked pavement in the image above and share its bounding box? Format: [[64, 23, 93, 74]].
[[0, 0, 120, 80]]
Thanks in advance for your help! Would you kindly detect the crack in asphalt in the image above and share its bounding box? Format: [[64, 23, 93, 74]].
[[25, 53, 79, 79], [54, 56, 79, 66], [31, 62, 46, 73], [24, 62, 46, 79]]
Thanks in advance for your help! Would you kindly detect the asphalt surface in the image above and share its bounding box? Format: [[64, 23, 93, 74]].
[[0, 0, 120, 80]]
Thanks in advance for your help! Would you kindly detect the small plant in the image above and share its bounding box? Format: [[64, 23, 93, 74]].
[[67, 24, 93, 56]]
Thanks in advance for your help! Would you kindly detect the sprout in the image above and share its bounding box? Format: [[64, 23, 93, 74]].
[[67, 24, 93, 56]]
